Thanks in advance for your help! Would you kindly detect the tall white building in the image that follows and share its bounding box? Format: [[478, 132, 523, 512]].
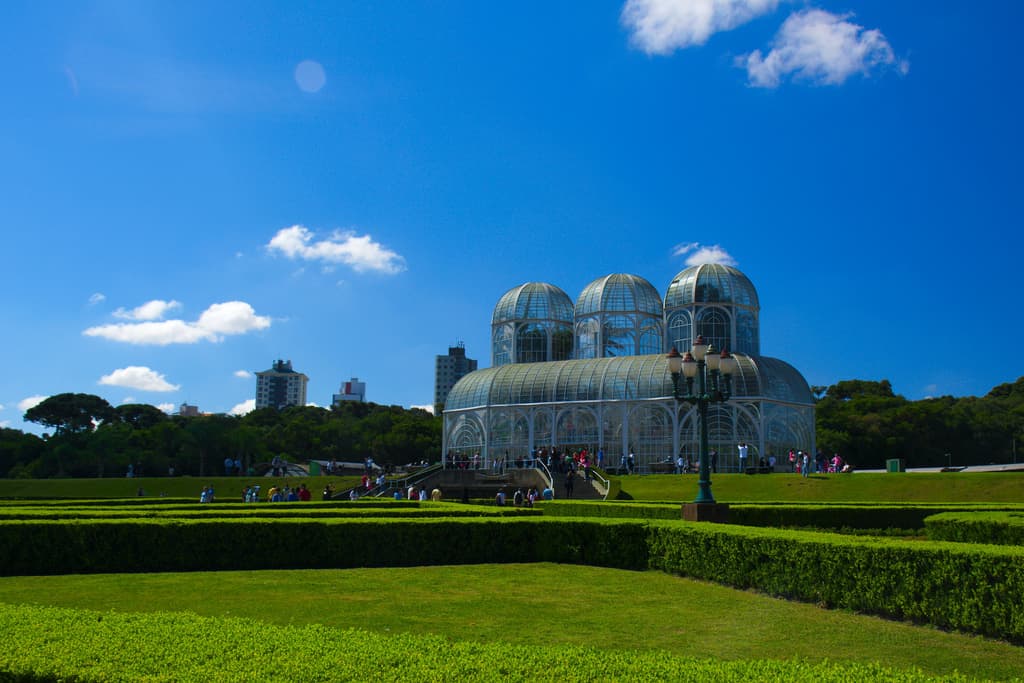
[[255, 359, 309, 409], [333, 377, 366, 404]]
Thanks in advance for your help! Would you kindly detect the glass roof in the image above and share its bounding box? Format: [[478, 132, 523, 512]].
[[664, 264, 759, 309], [575, 273, 663, 317], [492, 282, 574, 325], [446, 353, 812, 410]]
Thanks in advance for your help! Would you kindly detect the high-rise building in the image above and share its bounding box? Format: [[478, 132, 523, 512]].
[[178, 402, 201, 417], [255, 359, 308, 409], [333, 377, 367, 405], [434, 342, 478, 414]]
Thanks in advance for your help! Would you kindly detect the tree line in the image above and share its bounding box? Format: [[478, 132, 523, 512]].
[[0, 394, 441, 478], [814, 377, 1024, 469], [1, 376, 1022, 477]]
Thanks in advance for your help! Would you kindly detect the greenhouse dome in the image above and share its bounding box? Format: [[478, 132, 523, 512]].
[[664, 263, 759, 308], [492, 282, 574, 325], [575, 273, 663, 317], [574, 274, 664, 359], [491, 282, 574, 366]]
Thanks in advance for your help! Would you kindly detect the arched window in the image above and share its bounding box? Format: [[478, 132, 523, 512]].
[[735, 310, 758, 355], [575, 317, 599, 359], [667, 311, 692, 354], [696, 307, 730, 353], [639, 318, 664, 355], [516, 324, 548, 364], [492, 323, 513, 366]]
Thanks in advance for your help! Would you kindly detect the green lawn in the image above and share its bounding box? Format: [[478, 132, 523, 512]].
[[0, 475, 360, 500], [1, 563, 1021, 681], [616, 471, 1024, 503], [2, 471, 1021, 504]]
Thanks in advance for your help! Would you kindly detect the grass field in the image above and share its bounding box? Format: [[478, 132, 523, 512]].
[[1, 470, 1021, 503], [616, 471, 1024, 503], [1, 563, 1022, 681]]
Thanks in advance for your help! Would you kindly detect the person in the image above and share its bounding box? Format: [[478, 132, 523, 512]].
[[788, 449, 797, 473], [596, 448, 604, 470], [419, 485, 428, 502], [513, 489, 524, 506], [430, 488, 442, 502], [710, 449, 718, 473], [224, 456, 234, 476], [801, 451, 810, 478], [738, 442, 749, 473], [564, 470, 575, 498], [233, 458, 242, 476], [126, 464, 134, 478], [542, 486, 554, 500], [298, 483, 311, 501], [393, 489, 403, 500], [675, 454, 684, 474], [495, 489, 506, 506], [322, 483, 334, 500], [627, 451, 635, 474], [349, 488, 359, 501]]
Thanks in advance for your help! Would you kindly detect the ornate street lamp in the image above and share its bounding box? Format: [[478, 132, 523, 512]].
[[667, 336, 737, 510]]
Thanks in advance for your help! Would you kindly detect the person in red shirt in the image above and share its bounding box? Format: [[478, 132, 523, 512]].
[[297, 483, 311, 501]]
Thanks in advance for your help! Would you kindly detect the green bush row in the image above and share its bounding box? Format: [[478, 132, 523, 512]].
[[0, 517, 650, 576], [540, 500, 1023, 530], [0, 602, 954, 683], [925, 511, 1024, 546], [0, 504, 540, 521], [646, 521, 1024, 643]]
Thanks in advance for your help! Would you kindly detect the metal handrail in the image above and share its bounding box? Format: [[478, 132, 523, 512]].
[[376, 462, 444, 498]]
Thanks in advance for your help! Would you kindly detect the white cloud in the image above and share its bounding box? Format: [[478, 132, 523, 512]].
[[622, 0, 780, 55], [99, 366, 181, 392], [113, 299, 182, 321], [18, 395, 48, 412], [234, 370, 252, 379], [229, 399, 256, 416], [306, 401, 320, 408], [410, 404, 435, 415], [83, 301, 271, 346], [0, 420, 9, 428], [673, 242, 738, 266], [740, 9, 907, 88], [157, 403, 175, 413], [121, 396, 136, 404], [267, 225, 406, 275], [88, 293, 106, 305], [0, 404, 4, 411]]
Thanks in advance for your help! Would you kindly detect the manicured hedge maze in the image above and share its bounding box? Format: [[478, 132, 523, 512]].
[[1, 498, 1022, 681]]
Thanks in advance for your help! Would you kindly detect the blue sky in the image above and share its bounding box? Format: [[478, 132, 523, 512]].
[[2, 1, 1022, 432]]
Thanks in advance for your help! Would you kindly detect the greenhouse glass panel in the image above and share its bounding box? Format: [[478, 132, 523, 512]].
[[602, 315, 636, 357], [575, 318, 599, 359], [667, 311, 692, 354], [696, 307, 730, 354], [516, 324, 548, 364], [492, 324, 512, 367]]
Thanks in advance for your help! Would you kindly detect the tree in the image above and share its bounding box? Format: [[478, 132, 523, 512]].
[[115, 403, 169, 429], [23, 393, 116, 436]]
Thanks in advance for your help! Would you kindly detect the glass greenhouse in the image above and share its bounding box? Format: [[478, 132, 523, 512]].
[[445, 263, 815, 472]]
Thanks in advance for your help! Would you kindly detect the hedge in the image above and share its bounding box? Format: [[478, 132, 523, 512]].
[[0, 603, 956, 682], [540, 500, 1024, 530], [646, 521, 1024, 643], [925, 511, 1024, 546], [0, 517, 650, 576]]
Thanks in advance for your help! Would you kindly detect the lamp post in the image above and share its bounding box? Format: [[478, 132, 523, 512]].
[[667, 336, 737, 507]]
